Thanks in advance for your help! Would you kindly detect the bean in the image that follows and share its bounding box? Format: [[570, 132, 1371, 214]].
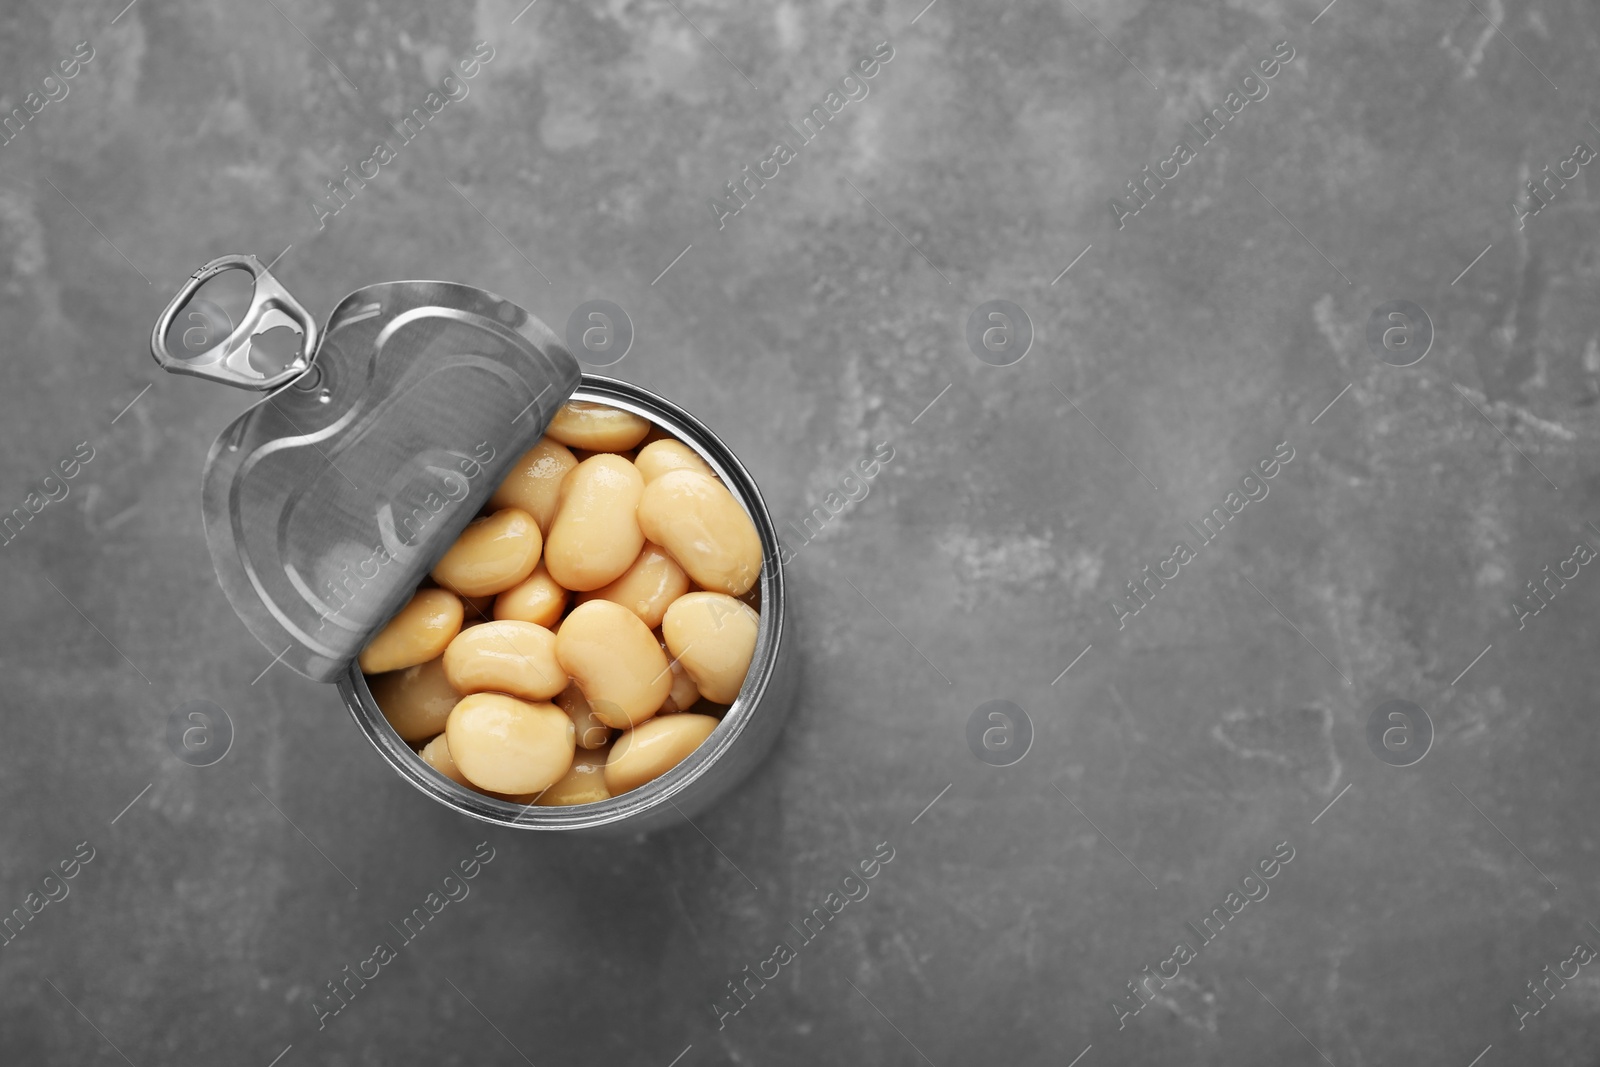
[[371, 656, 460, 742], [637, 470, 762, 596], [446, 692, 575, 794], [493, 561, 567, 628], [490, 437, 577, 532], [554, 600, 671, 729], [662, 592, 758, 704], [358, 589, 463, 674], [546, 401, 651, 452], [604, 714, 719, 795], [431, 508, 542, 597], [418, 733, 472, 787], [544, 455, 645, 591], [556, 682, 614, 749], [443, 620, 566, 702], [656, 634, 700, 714], [535, 748, 611, 806], [635, 439, 715, 483], [576, 542, 689, 629]]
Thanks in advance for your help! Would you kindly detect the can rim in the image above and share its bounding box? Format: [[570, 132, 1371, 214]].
[[337, 374, 788, 830]]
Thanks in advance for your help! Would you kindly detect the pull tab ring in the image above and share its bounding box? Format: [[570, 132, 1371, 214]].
[[150, 254, 319, 390]]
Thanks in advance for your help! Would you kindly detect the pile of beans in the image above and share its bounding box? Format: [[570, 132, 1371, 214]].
[[358, 401, 764, 807]]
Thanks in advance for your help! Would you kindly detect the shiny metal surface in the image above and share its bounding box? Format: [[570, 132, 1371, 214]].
[[150, 254, 319, 391], [187, 277, 579, 681]]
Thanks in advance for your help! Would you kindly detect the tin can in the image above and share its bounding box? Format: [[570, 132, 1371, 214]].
[[346, 376, 796, 832], [153, 256, 794, 832]]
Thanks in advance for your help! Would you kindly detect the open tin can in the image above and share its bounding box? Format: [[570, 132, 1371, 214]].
[[152, 255, 795, 832]]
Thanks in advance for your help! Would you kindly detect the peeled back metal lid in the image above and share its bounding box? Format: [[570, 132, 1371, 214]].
[[151, 254, 579, 682]]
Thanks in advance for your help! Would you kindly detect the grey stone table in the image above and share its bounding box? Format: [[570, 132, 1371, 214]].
[[2, 0, 1599, 1063]]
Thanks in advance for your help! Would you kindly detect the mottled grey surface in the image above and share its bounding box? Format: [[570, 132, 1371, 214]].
[[3, 0, 1600, 1063]]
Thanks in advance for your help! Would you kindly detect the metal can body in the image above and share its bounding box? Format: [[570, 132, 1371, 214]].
[[337, 375, 795, 832]]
